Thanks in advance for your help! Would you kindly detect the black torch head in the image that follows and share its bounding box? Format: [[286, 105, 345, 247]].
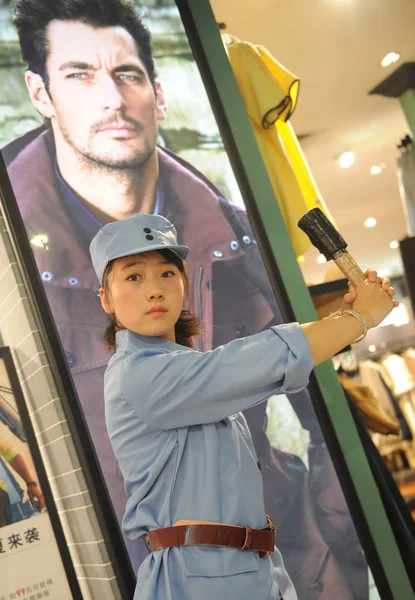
[[298, 208, 347, 260]]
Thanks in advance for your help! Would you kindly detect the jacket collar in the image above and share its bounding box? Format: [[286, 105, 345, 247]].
[[7, 130, 244, 290]]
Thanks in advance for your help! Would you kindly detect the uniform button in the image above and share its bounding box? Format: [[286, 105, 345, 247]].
[[143, 228, 151, 233], [242, 235, 251, 245], [64, 350, 77, 369], [257, 461, 262, 471], [213, 250, 223, 258], [68, 277, 78, 286], [41, 271, 52, 281], [235, 324, 247, 337], [146, 234, 154, 240], [230, 240, 240, 251]]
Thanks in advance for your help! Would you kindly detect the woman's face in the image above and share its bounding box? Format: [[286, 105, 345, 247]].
[[100, 251, 184, 342]]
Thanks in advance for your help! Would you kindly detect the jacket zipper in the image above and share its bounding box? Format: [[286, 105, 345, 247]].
[[312, 549, 330, 590], [197, 265, 204, 351]]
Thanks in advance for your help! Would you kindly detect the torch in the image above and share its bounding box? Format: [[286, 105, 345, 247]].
[[298, 208, 365, 288]]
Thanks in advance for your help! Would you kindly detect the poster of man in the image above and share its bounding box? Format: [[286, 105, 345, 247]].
[[0, 0, 370, 597]]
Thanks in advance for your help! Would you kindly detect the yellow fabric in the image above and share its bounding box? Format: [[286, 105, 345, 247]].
[[227, 41, 334, 257]]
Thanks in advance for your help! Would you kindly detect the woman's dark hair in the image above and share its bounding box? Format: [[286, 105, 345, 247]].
[[13, 0, 156, 89], [102, 249, 201, 351]]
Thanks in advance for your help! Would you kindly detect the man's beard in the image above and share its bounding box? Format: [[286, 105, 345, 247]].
[[57, 114, 155, 172]]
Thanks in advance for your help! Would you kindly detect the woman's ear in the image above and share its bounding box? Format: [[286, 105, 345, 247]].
[[99, 288, 114, 315]]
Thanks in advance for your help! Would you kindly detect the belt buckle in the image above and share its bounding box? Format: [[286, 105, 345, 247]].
[[143, 534, 151, 553], [266, 515, 276, 532], [265, 515, 276, 555]]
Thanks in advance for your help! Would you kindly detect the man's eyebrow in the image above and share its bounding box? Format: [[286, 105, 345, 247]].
[[113, 63, 146, 75], [58, 61, 146, 75], [58, 61, 96, 72]]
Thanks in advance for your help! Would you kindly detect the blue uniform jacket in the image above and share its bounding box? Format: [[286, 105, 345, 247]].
[[104, 324, 314, 600]]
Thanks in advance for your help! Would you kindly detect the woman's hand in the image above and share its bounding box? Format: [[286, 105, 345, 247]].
[[340, 269, 398, 328], [302, 269, 399, 365]]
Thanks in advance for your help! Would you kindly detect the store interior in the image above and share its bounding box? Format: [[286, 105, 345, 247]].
[[0, 0, 414, 595], [211, 0, 415, 519]]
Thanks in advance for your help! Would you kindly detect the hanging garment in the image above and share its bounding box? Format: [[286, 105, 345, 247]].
[[227, 41, 334, 257], [396, 141, 415, 237], [338, 374, 400, 435], [359, 361, 399, 419], [403, 348, 415, 379], [342, 389, 415, 592], [358, 360, 412, 439], [380, 377, 413, 441], [381, 354, 414, 397]]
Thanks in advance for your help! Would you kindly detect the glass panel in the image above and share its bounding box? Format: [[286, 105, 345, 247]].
[[0, 0, 380, 597]]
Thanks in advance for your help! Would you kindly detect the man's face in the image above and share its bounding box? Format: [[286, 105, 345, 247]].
[[40, 20, 165, 169]]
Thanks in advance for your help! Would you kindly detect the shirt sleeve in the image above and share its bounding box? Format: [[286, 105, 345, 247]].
[[121, 323, 314, 429], [0, 433, 18, 462]]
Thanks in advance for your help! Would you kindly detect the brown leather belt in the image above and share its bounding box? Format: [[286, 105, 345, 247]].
[[144, 516, 275, 558]]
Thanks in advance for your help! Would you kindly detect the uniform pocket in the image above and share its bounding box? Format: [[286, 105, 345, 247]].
[[180, 545, 259, 578]]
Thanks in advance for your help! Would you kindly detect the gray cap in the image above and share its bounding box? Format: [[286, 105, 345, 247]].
[[89, 213, 189, 285]]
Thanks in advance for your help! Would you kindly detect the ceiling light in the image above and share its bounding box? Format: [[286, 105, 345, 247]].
[[390, 240, 399, 249], [364, 217, 377, 228], [370, 165, 382, 175], [339, 151, 355, 169], [368, 345, 377, 353], [317, 254, 327, 264], [381, 52, 400, 68]]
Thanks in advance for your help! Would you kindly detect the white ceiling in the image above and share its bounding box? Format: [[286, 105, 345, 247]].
[[210, 0, 415, 285]]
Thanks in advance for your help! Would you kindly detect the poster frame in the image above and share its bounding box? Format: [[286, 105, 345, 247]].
[[0, 345, 84, 600], [0, 157, 136, 598]]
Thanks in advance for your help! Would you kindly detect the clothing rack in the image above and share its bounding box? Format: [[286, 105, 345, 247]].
[[358, 341, 415, 362], [354, 320, 415, 359], [355, 332, 415, 361]]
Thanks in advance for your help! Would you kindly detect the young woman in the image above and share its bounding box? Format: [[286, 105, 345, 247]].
[[89, 213, 397, 600]]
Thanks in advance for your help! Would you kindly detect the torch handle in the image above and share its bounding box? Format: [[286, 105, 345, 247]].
[[333, 251, 365, 288]]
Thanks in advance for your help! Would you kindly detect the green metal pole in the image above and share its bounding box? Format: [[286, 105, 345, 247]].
[[180, 1, 414, 597], [400, 89, 415, 137]]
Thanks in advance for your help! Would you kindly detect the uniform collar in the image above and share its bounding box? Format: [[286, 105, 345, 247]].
[[115, 329, 183, 353]]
